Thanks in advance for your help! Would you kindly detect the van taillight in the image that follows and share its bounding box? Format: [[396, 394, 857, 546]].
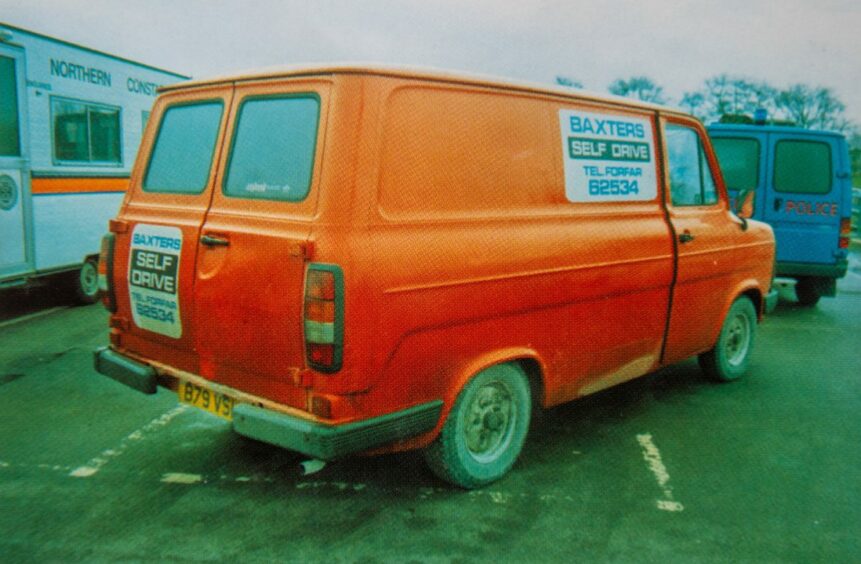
[[99, 233, 117, 312], [839, 218, 851, 249], [303, 264, 344, 373]]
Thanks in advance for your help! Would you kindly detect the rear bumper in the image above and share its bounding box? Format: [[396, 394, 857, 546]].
[[94, 346, 158, 394], [93, 346, 443, 460], [777, 259, 848, 280]]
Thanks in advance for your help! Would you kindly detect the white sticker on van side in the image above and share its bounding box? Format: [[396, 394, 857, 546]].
[[559, 110, 657, 202], [128, 224, 183, 338]]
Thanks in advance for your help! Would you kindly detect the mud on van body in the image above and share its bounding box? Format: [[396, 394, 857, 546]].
[[95, 66, 776, 488]]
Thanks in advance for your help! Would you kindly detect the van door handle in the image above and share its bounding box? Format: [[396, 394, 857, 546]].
[[201, 234, 230, 247], [679, 230, 695, 244], [774, 198, 783, 212]]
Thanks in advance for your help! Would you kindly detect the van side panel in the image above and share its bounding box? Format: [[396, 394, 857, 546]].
[[353, 82, 673, 415]]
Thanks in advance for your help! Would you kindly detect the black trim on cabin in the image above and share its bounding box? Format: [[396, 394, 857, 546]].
[[653, 111, 679, 366], [30, 170, 130, 179]]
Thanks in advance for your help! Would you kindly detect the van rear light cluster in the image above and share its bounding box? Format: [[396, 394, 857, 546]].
[[839, 218, 851, 249], [303, 264, 344, 373], [99, 233, 117, 312]]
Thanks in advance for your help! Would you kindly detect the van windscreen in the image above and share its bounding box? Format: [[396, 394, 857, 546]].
[[774, 140, 832, 194], [223, 95, 320, 202], [143, 101, 224, 194], [712, 137, 759, 191]]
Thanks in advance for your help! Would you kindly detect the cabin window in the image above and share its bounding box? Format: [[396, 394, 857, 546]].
[[51, 97, 121, 165], [666, 124, 718, 206]]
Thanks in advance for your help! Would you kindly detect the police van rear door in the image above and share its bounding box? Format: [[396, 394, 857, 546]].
[[710, 128, 767, 220], [116, 84, 233, 371], [763, 131, 843, 266]]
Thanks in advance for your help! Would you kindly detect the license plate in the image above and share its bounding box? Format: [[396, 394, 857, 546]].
[[178, 380, 235, 420]]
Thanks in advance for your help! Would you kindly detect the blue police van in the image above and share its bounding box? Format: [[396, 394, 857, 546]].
[[708, 122, 853, 306]]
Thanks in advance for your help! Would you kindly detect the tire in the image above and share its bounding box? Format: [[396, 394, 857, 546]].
[[794, 278, 821, 307], [698, 296, 757, 382], [424, 363, 532, 489], [72, 258, 100, 304]]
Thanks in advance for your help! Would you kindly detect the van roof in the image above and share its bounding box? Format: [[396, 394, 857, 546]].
[[159, 63, 683, 115], [708, 122, 847, 139]]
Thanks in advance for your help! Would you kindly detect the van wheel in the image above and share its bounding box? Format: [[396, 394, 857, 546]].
[[698, 296, 757, 382], [423, 363, 531, 489], [73, 258, 100, 304], [794, 278, 820, 307]]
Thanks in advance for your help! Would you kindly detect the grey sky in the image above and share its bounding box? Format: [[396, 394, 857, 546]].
[[4, 0, 861, 124]]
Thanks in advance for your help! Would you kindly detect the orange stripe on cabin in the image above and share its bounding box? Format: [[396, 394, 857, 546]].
[[31, 176, 129, 195]]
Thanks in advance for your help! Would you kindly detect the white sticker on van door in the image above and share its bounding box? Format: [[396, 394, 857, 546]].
[[128, 224, 183, 338], [559, 110, 657, 202]]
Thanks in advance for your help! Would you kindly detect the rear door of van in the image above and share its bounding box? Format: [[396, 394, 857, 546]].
[[710, 129, 767, 219], [192, 78, 330, 401], [117, 85, 233, 373], [764, 132, 843, 266]]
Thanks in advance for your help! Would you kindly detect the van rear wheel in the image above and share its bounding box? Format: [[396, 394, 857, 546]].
[[699, 296, 757, 382], [794, 278, 821, 307], [72, 258, 100, 304], [424, 363, 531, 489]]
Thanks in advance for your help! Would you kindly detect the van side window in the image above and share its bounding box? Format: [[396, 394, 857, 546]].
[[144, 102, 224, 193], [712, 137, 760, 192], [665, 124, 718, 206], [223, 95, 320, 202], [774, 140, 832, 194]]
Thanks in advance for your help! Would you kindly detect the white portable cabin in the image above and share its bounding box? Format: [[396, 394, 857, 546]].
[[0, 23, 188, 301]]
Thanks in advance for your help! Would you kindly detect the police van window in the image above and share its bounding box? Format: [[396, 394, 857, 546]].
[[666, 124, 718, 206], [0, 55, 21, 157], [223, 95, 320, 202], [774, 140, 832, 194], [712, 138, 760, 192], [143, 102, 224, 194], [51, 97, 121, 164]]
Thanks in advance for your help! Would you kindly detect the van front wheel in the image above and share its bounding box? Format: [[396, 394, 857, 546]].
[[699, 296, 757, 382], [424, 363, 531, 489]]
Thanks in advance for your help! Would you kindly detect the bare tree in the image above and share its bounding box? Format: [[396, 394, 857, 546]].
[[775, 85, 850, 131], [555, 76, 583, 89], [683, 75, 777, 123], [607, 76, 667, 104]]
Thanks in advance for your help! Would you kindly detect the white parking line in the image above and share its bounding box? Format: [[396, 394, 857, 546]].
[[5, 460, 585, 505], [69, 405, 187, 478], [636, 433, 684, 512], [161, 472, 203, 484]]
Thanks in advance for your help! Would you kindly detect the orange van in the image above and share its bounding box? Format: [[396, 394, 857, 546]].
[[94, 65, 777, 488]]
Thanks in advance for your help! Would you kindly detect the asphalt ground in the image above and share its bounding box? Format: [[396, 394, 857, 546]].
[[1, 254, 859, 562]]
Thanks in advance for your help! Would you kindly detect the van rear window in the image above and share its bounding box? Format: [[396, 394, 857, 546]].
[[223, 95, 320, 202], [712, 138, 759, 191], [774, 140, 832, 194], [144, 102, 224, 194]]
